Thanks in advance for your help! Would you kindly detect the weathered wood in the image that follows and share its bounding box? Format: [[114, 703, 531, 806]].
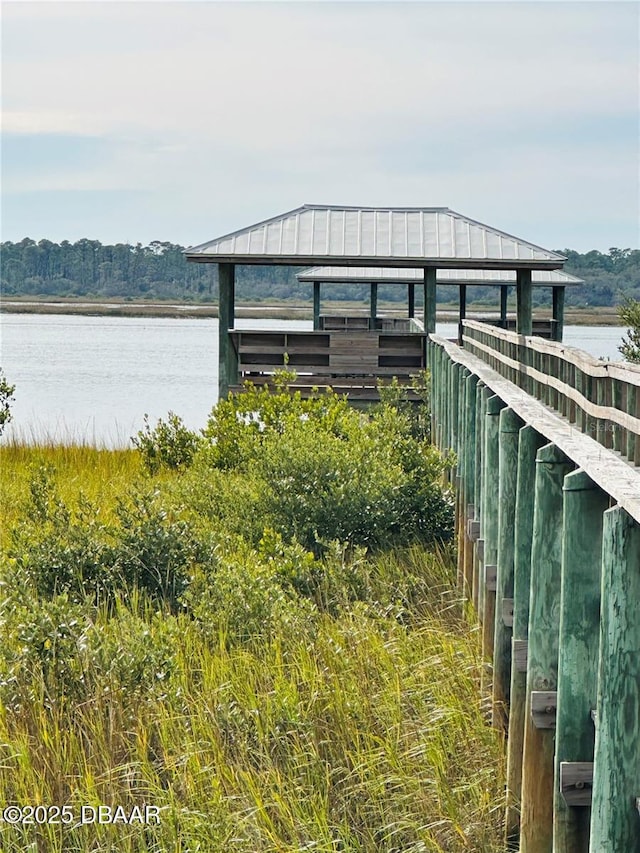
[[218, 262, 237, 398], [493, 407, 522, 731], [560, 763, 594, 808], [589, 507, 640, 853], [482, 395, 506, 662], [423, 267, 437, 334], [485, 564, 497, 591], [520, 443, 573, 853], [554, 469, 608, 853], [472, 384, 487, 613], [429, 334, 640, 525], [502, 597, 514, 628], [313, 281, 321, 329], [458, 283, 467, 345], [463, 334, 640, 437], [552, 286, 565, 342], [370, 282, 378, 327], [516, 269, 533, 336], [505, 425, 547, 846], [463, 375, 479, 598], [513, 638, 528, 673], [531, 690, 557, 729]]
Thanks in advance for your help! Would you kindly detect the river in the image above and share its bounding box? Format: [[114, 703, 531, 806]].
[[0, 313, 628, 448]]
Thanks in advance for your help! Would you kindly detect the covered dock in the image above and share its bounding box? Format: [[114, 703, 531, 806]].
[[297, 266, 583, 344], [185, 204, 567, 400]]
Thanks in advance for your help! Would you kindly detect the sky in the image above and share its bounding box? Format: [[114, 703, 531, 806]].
[[1, 0, 638, 253]]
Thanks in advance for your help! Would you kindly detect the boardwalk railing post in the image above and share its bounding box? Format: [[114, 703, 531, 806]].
[[520, 443, 573, 853], [589, 507, 640, 853], [554, 470, 608, 853], [493, 407, 523, 733], [506, 425, 546, 847]]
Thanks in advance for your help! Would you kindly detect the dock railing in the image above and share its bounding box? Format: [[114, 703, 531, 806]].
[[461, 319, 640, 466], [428, 328, 640, 853], [229, 323, 426, 400]]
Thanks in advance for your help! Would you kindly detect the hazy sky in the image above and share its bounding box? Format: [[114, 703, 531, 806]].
[[2, 0, 638, 252]]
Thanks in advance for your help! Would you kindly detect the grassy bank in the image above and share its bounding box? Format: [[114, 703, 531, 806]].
[[1, 296, 625, 325], [0, 388, 505, 851]]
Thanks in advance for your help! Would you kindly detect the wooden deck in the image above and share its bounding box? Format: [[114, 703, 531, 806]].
[[229, 325, 427, 401]]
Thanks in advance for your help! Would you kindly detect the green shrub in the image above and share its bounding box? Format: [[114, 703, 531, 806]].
[[8, 466, 203, 608], [132, 411, 201, 473], [196, 380, 454, 553]]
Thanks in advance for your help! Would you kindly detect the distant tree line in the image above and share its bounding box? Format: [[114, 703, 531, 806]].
[[1, 238, 638, 308]]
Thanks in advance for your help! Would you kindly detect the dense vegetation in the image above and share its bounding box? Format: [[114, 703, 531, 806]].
[[0, 380, 506, 852], [2, 237, 638, 308]]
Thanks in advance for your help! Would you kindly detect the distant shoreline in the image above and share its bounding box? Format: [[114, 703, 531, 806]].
[[0, 298, 625, 326]]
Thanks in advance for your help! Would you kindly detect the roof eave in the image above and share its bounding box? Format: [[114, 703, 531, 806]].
[[185, 253, 566, 270]]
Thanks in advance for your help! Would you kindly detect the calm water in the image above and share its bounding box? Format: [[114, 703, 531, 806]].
[[0, 313, 627, 448]]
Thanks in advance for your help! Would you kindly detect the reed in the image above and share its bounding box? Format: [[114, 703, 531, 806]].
[[0, 444, 505, 852]]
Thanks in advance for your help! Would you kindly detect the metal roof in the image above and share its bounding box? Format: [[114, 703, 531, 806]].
[[297, 266, 583, 287], [185, 205, 566, 270]]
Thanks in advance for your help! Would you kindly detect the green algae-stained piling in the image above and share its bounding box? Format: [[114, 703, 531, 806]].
[[482, 394, 506, 665], [506, 425, 547, 845], [589, 507, 640, 853], [554, 470, 608, 853], [493, 407, 523, 734], [520, 443, 574, 853]]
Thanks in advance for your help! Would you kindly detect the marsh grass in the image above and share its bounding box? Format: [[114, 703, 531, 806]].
[[1, 445, 505, 852]]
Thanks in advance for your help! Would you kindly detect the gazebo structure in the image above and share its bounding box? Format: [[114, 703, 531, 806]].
[[296, 266, 583, 344], [185, 204, 567, 400]]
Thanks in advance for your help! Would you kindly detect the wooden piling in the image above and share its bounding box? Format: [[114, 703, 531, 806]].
[[493, 407, 523, 732], [482, 394, 506, 665], [553, 470, 608, 853], [589, 507, 640, 853], [218, 262, 237, 398], [520, 443, 574, 853], [505, 425, 546, 847]]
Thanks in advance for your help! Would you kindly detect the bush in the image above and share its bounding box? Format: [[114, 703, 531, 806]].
[[0, 367, 15, 436], [132, 411, 201, 473], [619, 299, 640, 363], [196, 379, 454, 553], [8, 466, 203, 608]]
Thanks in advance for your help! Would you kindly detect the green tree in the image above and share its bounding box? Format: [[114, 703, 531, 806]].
[[618, 299, 640, 363], [0, 369, 15, 436]]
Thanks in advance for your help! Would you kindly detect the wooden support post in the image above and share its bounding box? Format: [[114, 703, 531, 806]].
[[423, 267, 437, 335], [500, 286, 509, 328], [516, 269, 533, 336], [520, 443, 573, 853], [482, 395, 506, 668], [506, 425, 550, 847], [553, 286, 565, 342], [493, 407, 522, 732], [313, 281, 321, 330], [408, 283, 415, 319], [589, 507, 640, 853], [473, 384, 488, 614], [456, 368, 470, 592], [463, 374, 479, 599], [370, 282, 378, 329], [218, 262, 237, 399], [554, 470, 608, 853], [458, 284, 467, 345]]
